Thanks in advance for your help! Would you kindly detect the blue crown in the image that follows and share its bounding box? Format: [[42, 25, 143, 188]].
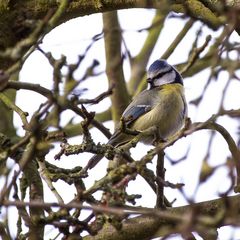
[[148, 60, 169, 72]]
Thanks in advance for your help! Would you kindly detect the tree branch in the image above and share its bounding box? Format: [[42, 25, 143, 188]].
[[1, 0, 235, 70], [103, 11, 130, 124], [127, 9, 167, 94], [2, 194, 240, 240]]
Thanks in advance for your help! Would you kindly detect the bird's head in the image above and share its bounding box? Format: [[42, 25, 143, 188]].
[[147, 59, 183, 89]]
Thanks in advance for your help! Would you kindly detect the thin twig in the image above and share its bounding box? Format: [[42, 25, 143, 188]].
[[75, 84, 114, 105], [180, 35, 212, 75], [155, 152, 165, 209], [0, 93, 29, 129], [5, 81, 54, 99], [37, 159, 64, 203], [161, 18, 194, 59]]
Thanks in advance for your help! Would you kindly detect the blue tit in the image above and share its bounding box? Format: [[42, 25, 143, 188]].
[[87, 59, 187, 169]]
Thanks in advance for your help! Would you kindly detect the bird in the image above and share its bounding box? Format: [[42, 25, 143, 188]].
[[86, 59, 187, 170]]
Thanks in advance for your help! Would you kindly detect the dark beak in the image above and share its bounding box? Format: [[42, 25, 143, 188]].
[[147, 78, 155, 89], [147, 78, 152, 83]]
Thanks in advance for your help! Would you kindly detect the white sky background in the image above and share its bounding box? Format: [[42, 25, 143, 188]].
[[8, 9, 240, 239]]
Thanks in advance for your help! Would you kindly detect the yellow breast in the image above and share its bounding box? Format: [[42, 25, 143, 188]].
[[132, 84, 186, 141]]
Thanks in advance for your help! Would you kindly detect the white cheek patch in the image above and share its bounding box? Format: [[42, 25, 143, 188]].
[[155, 71, 176, 86], [147, 66, 171, 79]]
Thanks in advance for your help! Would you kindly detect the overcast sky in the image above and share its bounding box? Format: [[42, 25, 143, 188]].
[[11, 9, 240, 239]]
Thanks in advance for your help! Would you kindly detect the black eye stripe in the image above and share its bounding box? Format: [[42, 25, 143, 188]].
[[151, 68, 173, 81], [147, 67, 183, 89]]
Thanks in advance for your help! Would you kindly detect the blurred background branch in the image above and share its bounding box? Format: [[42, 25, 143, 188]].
[[0, 0, 240, 239]]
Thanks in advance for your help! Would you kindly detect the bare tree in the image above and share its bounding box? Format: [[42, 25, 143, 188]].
[[0, 1, 240, 239]]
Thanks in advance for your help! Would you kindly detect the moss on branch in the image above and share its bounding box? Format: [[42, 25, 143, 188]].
[[83, 194, 240, 240]]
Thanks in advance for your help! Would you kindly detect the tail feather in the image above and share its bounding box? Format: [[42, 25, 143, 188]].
[[85, 154, 104, 170]]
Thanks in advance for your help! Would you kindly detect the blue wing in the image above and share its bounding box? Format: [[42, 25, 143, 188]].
[[122, 104, 151, 126], [121, 89, 154, 125], [108, 104, 151, 146], [108, 89, 154, 146]]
